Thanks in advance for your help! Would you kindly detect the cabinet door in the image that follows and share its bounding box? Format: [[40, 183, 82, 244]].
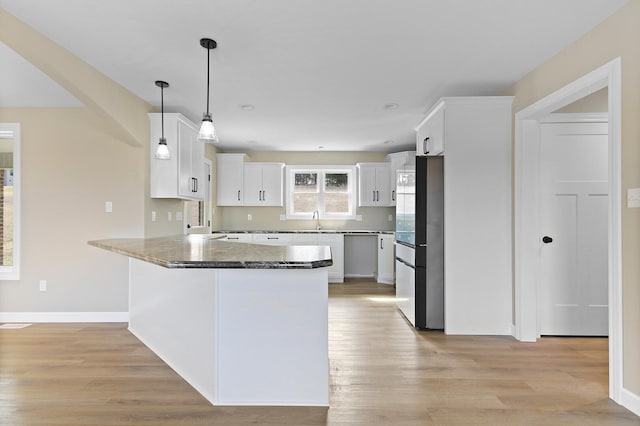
[[243, 164, 263, 206], [253, 234, 293, 245], [177, 121, 198, 199], [358, 165, 377, 206], [190, 133, 205, 200], [426, 107, 445, 155], [377, 235, 395, 284], [375, 166, 391, 205], [216, 154, 245, 206], [224, 233, 253, 243], [416, 120, 431, 156], [260, 164, 284, 206], [318, 234, 343, 283]]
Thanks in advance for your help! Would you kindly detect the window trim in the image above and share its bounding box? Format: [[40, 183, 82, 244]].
[[0, 123, 20, 280], [285, 165, 356, 220]]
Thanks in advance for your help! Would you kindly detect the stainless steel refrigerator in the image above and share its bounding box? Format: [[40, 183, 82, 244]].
[[395, 156, 444, 329]]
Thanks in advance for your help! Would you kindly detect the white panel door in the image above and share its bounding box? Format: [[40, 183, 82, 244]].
[[539, 121, 608, 336]]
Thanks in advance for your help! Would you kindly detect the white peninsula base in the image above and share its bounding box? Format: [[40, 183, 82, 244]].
[[128, 258, 329, 406]]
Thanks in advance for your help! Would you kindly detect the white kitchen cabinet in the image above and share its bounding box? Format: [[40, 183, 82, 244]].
[[413, 96, 513, 335], [243, 163, 285, 206], [216, 154, 247, 206], [385, 151, 415, 206], [150, 113, 204, 200], [415, 103, 445, 156], [376, 234, 395, 284], [318, 234, 344, 283], [252, 233, 293, 245], [222, 233, 253, 243], [356, 163, 391, 206]]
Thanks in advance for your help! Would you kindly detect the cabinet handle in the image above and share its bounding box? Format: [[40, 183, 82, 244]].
[[262, 189, 266, 202], [258, 190, 262, 201], [392, 190, 395, 201], [267, 237, 278, 240], [380, 238, 384, 249], [237, 190, 241, 201], [376, 190, 379, 202], [228, 237, 239, 240], [423, 137, 430, 155], [195, 178, 198, 193], [372, 190, 376, 202]]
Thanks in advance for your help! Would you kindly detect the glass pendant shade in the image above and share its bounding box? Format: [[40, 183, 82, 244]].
[[198, 112, 218, 142], [155, 138, 170, 159]]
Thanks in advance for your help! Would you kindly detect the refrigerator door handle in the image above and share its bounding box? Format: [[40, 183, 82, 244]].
[[418, 243, 427, 247], [395, 257, 415, 269]]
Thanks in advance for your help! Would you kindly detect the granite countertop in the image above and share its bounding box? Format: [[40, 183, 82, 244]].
[[213, 230, 394, 235], [88, 235, 333, 270]]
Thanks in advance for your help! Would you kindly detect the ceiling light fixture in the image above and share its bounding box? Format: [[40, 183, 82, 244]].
[[198, 38, 218, 143], [383, 103, 399, 110], [154, 80, 170, 160], [240, 104, 255, 111], [383, 140, 395, 145]]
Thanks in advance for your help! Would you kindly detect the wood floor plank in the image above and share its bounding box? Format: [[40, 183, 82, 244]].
[[0, 280, 637, 425]]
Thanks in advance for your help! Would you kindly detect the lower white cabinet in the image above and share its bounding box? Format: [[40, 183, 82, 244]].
[[318, 234, 344, 283], [221, 233, 253, 243], [377, 234, 395, 284], [252, 233, 293, 245]]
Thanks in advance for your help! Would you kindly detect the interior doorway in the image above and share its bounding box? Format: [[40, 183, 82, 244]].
[[513, 58, 622, 402]]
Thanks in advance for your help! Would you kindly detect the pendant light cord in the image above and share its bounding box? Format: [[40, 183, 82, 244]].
[[160, 84, 165, 140], [206, 47, 211, 115]]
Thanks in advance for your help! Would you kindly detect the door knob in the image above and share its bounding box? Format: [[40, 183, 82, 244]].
[[542, 236, 553, 244]]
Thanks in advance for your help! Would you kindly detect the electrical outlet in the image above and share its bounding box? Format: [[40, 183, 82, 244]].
[[151, 211, 157, 222], [39, 280, 47, 292], [628, 188, 640, 208], [280, 214, 286, 221], [388, 214, 393, 221], [247, 214, 253, 221], [168, 212, 172, 221], [105, 201, 112, 213], [356, 215, 363, 222]]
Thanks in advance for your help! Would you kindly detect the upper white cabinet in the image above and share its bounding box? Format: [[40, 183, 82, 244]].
[[415, 103, 445, 156], [356, 163, 391, 206], [243, 163, 285, 206], [216, 153, 247, 206], [150, 113, 204, 200], [385, 151, 415, 206]]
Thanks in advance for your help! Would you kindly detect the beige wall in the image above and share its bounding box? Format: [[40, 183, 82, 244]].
[[217, 151, 397, 232], [503, 0, 640, 394], [0, 108, 145, 312], [554, 87, 608, 113]]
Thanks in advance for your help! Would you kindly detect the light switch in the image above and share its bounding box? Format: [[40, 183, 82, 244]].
[[628, 188, 640, 208], [105, 201, 112, 213], [151, 211, 157, 222], [247, 214, 253, 221]]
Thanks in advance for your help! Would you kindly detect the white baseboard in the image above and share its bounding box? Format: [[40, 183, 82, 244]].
[[620, 387, 640, 417], [0, 312, 129, 323]]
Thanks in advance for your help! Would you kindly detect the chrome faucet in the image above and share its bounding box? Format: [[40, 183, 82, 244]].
[[312, 210, 321, 231]]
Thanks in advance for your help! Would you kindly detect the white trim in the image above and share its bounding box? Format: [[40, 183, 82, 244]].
[[514, 58, 623, 403], [539, 112, 609, 123], [0, 312, 129, 322], [620, 388, 640, 417]]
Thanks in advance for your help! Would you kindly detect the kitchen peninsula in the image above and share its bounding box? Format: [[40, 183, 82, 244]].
[[89, 235, 332, 406]]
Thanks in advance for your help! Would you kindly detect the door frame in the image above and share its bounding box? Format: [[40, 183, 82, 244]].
[[513, 58, 622, 402]]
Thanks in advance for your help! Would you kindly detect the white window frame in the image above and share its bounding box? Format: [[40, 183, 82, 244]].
[[286, 165, 356, 220]]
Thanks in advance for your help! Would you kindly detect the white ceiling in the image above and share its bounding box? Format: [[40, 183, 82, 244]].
[[0, 0, 628, 152]]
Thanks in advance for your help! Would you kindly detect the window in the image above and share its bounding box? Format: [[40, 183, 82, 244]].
[[0, 123, 20, 280], [286, 166, 356, 219]]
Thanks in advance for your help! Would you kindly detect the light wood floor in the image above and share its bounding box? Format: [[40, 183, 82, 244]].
[[0, 281, 637, 425]]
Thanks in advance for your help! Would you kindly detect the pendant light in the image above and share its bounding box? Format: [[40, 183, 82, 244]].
[[154, 80, 171, 159], [198, 38, 218, 143]]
